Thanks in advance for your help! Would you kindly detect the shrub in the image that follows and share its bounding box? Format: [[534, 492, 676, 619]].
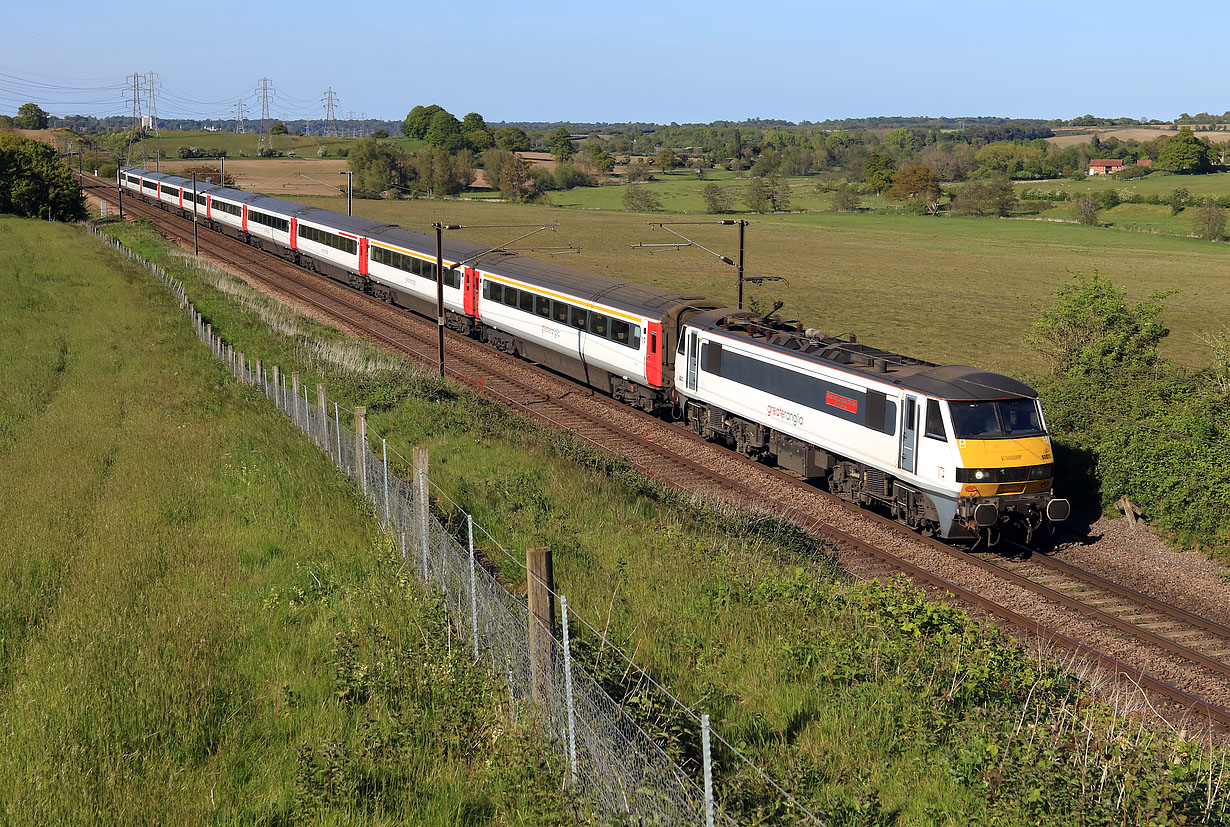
[[553, 163, 596, 190], [622, 185, 662, 212], [1111, 163, 1152, 180], [1073, 194, 1100, 225], [831, 182, 860, 212]]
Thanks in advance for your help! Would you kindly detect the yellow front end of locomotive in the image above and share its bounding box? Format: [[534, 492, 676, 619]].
[[955, 436, 1054, 496]]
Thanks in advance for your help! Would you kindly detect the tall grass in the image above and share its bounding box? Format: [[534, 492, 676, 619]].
[[0, 217, 577, 825]]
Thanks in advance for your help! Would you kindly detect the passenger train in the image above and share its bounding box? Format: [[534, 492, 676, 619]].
[[118, 166, 1069, 544]]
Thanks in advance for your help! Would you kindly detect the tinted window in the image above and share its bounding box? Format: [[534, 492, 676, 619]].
[[1000, 398, 1044, 436], [520, 290, 535, 313], [489, 282, 503, 303], [589, 312, 608, 337], [551, 300, 569, 324], [612, 319, 631, 345], [536, 296, 551, 317], [925, 399, 947, 441], [949, 400, 1045, 439], [570, 306, 588, 329], [503, 286, 519, 307]]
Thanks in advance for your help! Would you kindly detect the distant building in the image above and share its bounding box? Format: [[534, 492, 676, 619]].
[[1088, 158, 1127, 175]]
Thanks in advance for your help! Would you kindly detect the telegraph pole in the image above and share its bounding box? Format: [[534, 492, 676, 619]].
[[339, 171, 353, 215]]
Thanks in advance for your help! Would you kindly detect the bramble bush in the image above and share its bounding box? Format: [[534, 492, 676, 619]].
[[1030, 271, 1230, 552]]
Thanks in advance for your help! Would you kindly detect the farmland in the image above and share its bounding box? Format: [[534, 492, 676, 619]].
[[0, 217, 571, 824]]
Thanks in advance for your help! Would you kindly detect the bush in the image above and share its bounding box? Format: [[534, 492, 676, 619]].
[[1110, 163, 1152, 180], [622, 185, 662, 212], [1098, 189, 1120, 210], [701, 183, 735, 214], [1073, 194, 1100, 225], [553, 163, 596, 190], [1194, 198, 1227, 241], [831, 182, 860, 212]]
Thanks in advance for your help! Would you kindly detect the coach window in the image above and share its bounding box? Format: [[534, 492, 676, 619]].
[[629, 325, 642, 350], [488, 282, 503, 303], [570, 305, 588, 330], [611, 318, 630, 346], [589, 312, 608, 337], [503, 286, 519, 307], [924, 399, 948, 441], [551, 300, 570, 325], [519, 290, 535, 313], [535, 296, 551, 317]]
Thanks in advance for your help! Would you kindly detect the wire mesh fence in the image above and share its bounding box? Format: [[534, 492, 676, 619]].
[[91, 225, 825, 825]]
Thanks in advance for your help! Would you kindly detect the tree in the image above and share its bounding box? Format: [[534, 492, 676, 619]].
[[831, 182, 860, 212], [553, 163, 596, 190], [863, 152, 895, 193], [14, 103, 49, 130], [584, 144, 615, 174], [269, 122, 288, 135], [495, 125, 531, 152], [743, 177, 770, 213], [653, 148, 677, 173], [482, 148, 538, 201], [370, 129, 389, 139], [1073, 193, 1100, 225], [701, 182, 734, 213], [461, 112, 488, 134], [465, 129, 493, 151], [0, 134, 86, 220], [765, 174, 791, 211], [625, 159, 653, 182], [952, 175, 1016, 217], [622, 185, 662, 212], [1158, 128, 1213, 174], [1169, 187, 1189, 215], [549, 127, 574, 162], [887, 164, 942, 215], [412, 146, 466, 195], [347, 136, 409, 192], [424, 109, 465, 152], [1194, 198, 1227, 241], [1029, 271, 1168, 381], [402, 104, 446, 139]]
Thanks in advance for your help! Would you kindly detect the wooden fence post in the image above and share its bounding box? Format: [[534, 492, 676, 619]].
[[354, 407, 367, 492], [527, 546, 555, 705]]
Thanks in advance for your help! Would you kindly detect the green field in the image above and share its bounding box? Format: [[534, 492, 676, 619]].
[[1016, 170, 1230, 200], [0, 217, 572, 824], [282, 192, 1230, 375], [96, 217, 1230, 826]]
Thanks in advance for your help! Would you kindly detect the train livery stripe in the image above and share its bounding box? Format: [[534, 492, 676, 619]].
[[483, 275, 640, 324]]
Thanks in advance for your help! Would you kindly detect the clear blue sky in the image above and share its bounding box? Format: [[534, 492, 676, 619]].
[[4, 0, 1225, 124]]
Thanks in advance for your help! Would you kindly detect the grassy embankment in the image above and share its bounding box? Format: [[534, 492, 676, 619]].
[[95, 216, 1230, 825], [0, 217, 574, 825], [282, 192, 1230, 374]]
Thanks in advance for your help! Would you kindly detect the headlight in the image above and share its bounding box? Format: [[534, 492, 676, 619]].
[[974, 470, 986, 480]]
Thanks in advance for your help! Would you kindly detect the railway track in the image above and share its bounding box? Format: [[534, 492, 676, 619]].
[[84, 174, 1230, 731]]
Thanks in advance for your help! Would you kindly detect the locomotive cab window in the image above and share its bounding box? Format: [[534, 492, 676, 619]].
[[924, 399, 947, 441]]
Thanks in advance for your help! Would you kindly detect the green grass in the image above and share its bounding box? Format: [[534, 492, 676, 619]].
[[0, 217, 575, 825], [96, 217, 1230, 826], [1017, 170, 1230, 200], [283, 191, 1230, 374], [131, 129, 423, 160]]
